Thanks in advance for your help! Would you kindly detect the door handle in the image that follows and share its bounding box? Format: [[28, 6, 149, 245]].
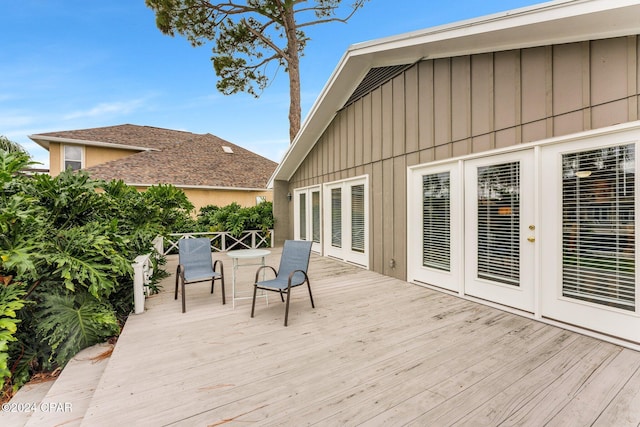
[[527, 236, 535, 243]]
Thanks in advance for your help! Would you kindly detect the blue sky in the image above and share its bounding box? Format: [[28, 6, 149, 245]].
[[2, 0, 544, 167]]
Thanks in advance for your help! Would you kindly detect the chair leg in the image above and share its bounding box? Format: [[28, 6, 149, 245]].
[[284, 290, 291, 327], [210, 277, 215, 294], [174, 266, 180, 300], [279, 290, 284, 302], [221, 275, 226, 305], [250, 284, 258, 318], [307, 279, 315, 308], [181, 279, 186, 313]]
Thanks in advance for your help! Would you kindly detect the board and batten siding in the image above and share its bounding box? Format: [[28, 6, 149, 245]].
[[286, 36, 640, 281]]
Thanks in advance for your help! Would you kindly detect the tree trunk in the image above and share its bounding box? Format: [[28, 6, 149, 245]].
[[283, 6, 301, 143]]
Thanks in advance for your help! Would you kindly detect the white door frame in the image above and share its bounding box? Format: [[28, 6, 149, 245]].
[[464, 149, 537, 312], [323, 175, 369, 268], [540, 137, 640, 343], [407, 161, 463, 293], [293, 185, 322, 253]]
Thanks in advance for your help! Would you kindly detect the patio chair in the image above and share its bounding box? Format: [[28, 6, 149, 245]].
[[251, 240, 314, 326], [175, 238, 225, 313]]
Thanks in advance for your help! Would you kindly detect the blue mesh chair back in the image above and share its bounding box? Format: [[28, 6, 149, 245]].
[[251, 240, 313, 326], [179, 238, 214, 282], [175, 237, 225, 312], [277, 240, 312, 286]]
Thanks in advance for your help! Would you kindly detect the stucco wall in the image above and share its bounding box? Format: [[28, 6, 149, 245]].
[[287, 36, 640, 280]]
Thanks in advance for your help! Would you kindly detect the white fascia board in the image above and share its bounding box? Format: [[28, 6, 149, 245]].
[[269, 0, 640, 185], [28, 134, 159, 152]]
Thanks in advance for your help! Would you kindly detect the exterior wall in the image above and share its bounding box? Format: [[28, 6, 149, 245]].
[[136, 186, 273, 214], [288, 35, 640, 281], [49, 142, 62, 176], [84, 145, 136, 169], [48, 143, 272, 214], [48, 143, 137, 177]]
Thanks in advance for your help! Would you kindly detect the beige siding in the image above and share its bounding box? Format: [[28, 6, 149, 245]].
[[288, 36, 640, 280]]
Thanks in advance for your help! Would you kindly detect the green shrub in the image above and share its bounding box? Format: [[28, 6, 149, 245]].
[[0, 149, 195, 394]]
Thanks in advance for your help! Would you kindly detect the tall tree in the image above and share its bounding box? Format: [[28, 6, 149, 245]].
[[146, 0, 369, 142], [0, 135, 27, 155]]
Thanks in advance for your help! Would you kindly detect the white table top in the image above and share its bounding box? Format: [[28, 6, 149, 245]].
[[226, 249, 271, 259]]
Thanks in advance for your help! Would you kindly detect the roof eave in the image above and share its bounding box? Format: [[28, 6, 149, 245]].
[[28, 134, 158, 152], [269, 0, 640, 185]]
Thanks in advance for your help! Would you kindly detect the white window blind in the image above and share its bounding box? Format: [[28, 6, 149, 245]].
[[477, 162, 520, 286], [562, 144, 635, 311], [312, 191, 320, 244], [64, 145, 82, 171], [331, 188, 342, 248], [422, 172, 450, 271], [351, 184, 365, 253], [299, 193, 307, 241]]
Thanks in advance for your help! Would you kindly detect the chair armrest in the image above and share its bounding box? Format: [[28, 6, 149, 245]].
[[255, 265, 277, 283], [213, 259, 224, 275], [288, 269, 309, 287]]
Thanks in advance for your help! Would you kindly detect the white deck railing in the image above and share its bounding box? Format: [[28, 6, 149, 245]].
[[132, 236, 164, 315], [163, 230, 274, 255], [132, 231, 273, 314]]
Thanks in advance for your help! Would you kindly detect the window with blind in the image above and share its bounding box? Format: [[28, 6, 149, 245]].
[[312, 191, 320, 244], [477, 162, 520, 286], [299, 193, 307, 241], [331, 188, 342, 248], [562, 144, 635, 311], [63, 145, 82, 171], [351, 184, 365, 253], [422, 172, 451, 271]]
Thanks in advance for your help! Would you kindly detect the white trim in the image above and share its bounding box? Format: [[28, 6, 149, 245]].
[[29, 134, 159, 152], [62, 143, 84, 171], [408, 121, 640, 172], [407, 161, 462, 293], [407, 122, 640, 348], [270, 1, 640, 185], [293, 185, 323, 253], [322, 175, 369, 269]]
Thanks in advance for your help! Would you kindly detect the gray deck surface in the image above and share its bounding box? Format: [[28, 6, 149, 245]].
[[77, 248, 640, 426]]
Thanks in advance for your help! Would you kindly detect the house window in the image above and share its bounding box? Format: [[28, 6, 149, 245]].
[[562, 144, 635, 311], [422, 172, 451, 271], [63, 145, 83, 171]]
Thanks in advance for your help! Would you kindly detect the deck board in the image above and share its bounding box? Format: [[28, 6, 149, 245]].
[[79, 249, 640, 426]]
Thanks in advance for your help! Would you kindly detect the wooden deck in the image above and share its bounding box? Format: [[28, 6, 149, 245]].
[[80, 248, 640, 426]]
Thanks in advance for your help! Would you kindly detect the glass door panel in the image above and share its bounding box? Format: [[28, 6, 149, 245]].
[[464, 150, 535, 312]]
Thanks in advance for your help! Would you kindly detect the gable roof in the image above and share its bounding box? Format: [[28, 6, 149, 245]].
[[30, 124, 277, 190], [270, 0, 640, 185]]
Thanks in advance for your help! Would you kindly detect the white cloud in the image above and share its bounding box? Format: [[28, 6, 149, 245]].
[[63, 99, 146, 120]]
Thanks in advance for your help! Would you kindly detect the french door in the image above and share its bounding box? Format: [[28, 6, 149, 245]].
[[540, 139, 640, 343], [407, 162, 462, 292], [294, 186, 322, 252], [323, 177, 369, 268], [464, 150, 536, 312]]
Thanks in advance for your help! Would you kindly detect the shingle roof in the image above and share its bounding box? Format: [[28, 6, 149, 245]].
[[31, 124, 277, 189]]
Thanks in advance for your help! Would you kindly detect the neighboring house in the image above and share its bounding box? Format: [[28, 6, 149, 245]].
[[30, 124, 277, 211], [269, 0, 640, 346]]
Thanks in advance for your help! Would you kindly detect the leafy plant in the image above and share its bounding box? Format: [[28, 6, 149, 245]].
[[0, 281, 26, 382], [35, 292, 119, 368]]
